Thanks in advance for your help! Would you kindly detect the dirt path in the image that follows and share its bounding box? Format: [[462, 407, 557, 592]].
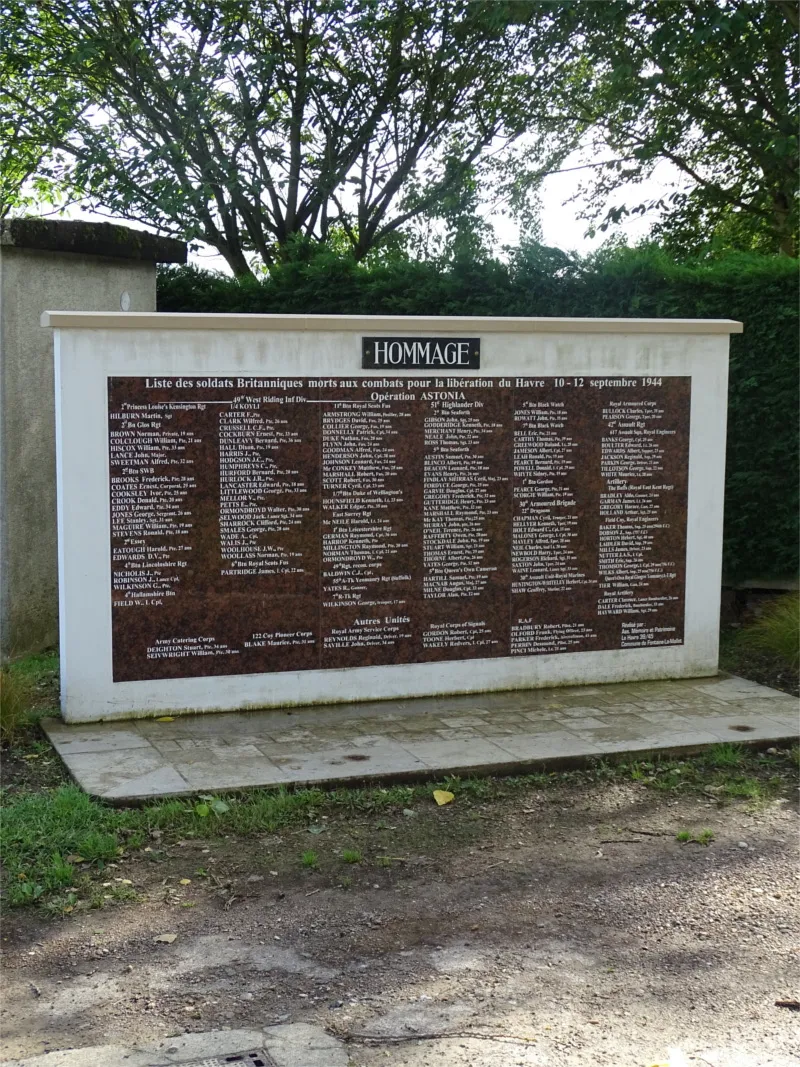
[[3, 778, 799, 1067]]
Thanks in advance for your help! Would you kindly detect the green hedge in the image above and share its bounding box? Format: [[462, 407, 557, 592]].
[[158, 247, 799, 582]]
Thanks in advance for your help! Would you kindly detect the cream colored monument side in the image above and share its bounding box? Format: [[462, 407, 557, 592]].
[[45, 311, 741, 723]]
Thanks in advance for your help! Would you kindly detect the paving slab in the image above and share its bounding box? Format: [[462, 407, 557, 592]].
[[0, 1023, 348, 1067], [42, 674, 798, 801]]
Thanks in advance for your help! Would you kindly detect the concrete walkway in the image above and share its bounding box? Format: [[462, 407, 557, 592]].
[[42, 674, 798, 802], [2, 1024, 348, 1067]]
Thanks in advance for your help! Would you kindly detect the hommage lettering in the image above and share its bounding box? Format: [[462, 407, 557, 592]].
[[362, 336, 480, 369], [107, 375, 689, 682]]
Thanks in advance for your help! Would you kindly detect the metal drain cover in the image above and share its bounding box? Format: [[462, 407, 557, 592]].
[[174, 1051, 277, 1067]]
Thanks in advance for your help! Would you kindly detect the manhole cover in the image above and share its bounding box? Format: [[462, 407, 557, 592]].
[[175, 1051, 277, 1067]]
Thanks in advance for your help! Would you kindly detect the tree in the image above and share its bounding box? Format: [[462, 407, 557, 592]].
[[0, 3, 85, 218], [7, 0, 577, 277], [555, 0, 798, 256]]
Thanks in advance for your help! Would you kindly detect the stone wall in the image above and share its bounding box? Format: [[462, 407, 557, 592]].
[[0, 219, 186, 659]]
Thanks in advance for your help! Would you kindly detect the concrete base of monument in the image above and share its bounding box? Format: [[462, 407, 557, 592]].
[[42, 674, 798, 802]]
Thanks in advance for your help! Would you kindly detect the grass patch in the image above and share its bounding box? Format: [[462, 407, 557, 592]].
[[3, 652, 796, 912], [1, 644, 796, 910], [1, 786, 130, 906], [5, 651, 60, 682], [2, 741, 796, 912], [676, 828, 714, 845]]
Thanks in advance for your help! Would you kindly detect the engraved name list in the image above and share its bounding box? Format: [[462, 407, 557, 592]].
[[107, 374, 690, 682]]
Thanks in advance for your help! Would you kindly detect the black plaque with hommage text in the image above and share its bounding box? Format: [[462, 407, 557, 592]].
[[362, 336, 481, 369], [107, 372, 690, 682]]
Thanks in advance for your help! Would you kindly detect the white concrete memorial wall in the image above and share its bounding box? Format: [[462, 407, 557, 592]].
[[44, 311, 741, 723]]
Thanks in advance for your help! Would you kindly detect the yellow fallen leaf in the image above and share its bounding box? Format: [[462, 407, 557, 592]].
[[115, 878, 133, 885], [154, 933, 177, 944], [65, 854, 84, 864], [155, 716, 174, 722], [179, 878, 191, 885], [433, 789, 454, 806], [23, 754, 40, 760]]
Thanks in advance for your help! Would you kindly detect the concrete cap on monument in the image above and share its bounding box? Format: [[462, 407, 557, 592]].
[[0, 217, 187, 263]]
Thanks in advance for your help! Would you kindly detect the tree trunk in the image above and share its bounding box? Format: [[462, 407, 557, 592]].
[[772, 191, 797, 257], [220, 244, 255, 279]]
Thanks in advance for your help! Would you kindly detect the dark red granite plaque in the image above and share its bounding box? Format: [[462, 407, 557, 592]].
[[107, 374, 690, 682]]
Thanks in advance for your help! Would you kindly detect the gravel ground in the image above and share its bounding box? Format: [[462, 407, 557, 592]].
[[2, 771, 799, 1067]]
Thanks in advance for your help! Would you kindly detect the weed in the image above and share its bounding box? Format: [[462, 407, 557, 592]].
[[721, 776, 763, 799], [81, 883, 141, 910], [441, 775, 494, 800], [43, 892, 79, 918], [652, 768, 686, 792], [339, 875, 352, 889], [704, 743, 744, 768], [0, 667, 36, 744], [11, 881, 44, 904], [77, 831, 119, 864], [676, 828, 714, 845], [341, 848, 362, 864], [49, 852, 75, 883], [301, 850, 319, 869], [193, 795, 230, 818], [5, 850, 74, 907], [738, 594, 800, 668]]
